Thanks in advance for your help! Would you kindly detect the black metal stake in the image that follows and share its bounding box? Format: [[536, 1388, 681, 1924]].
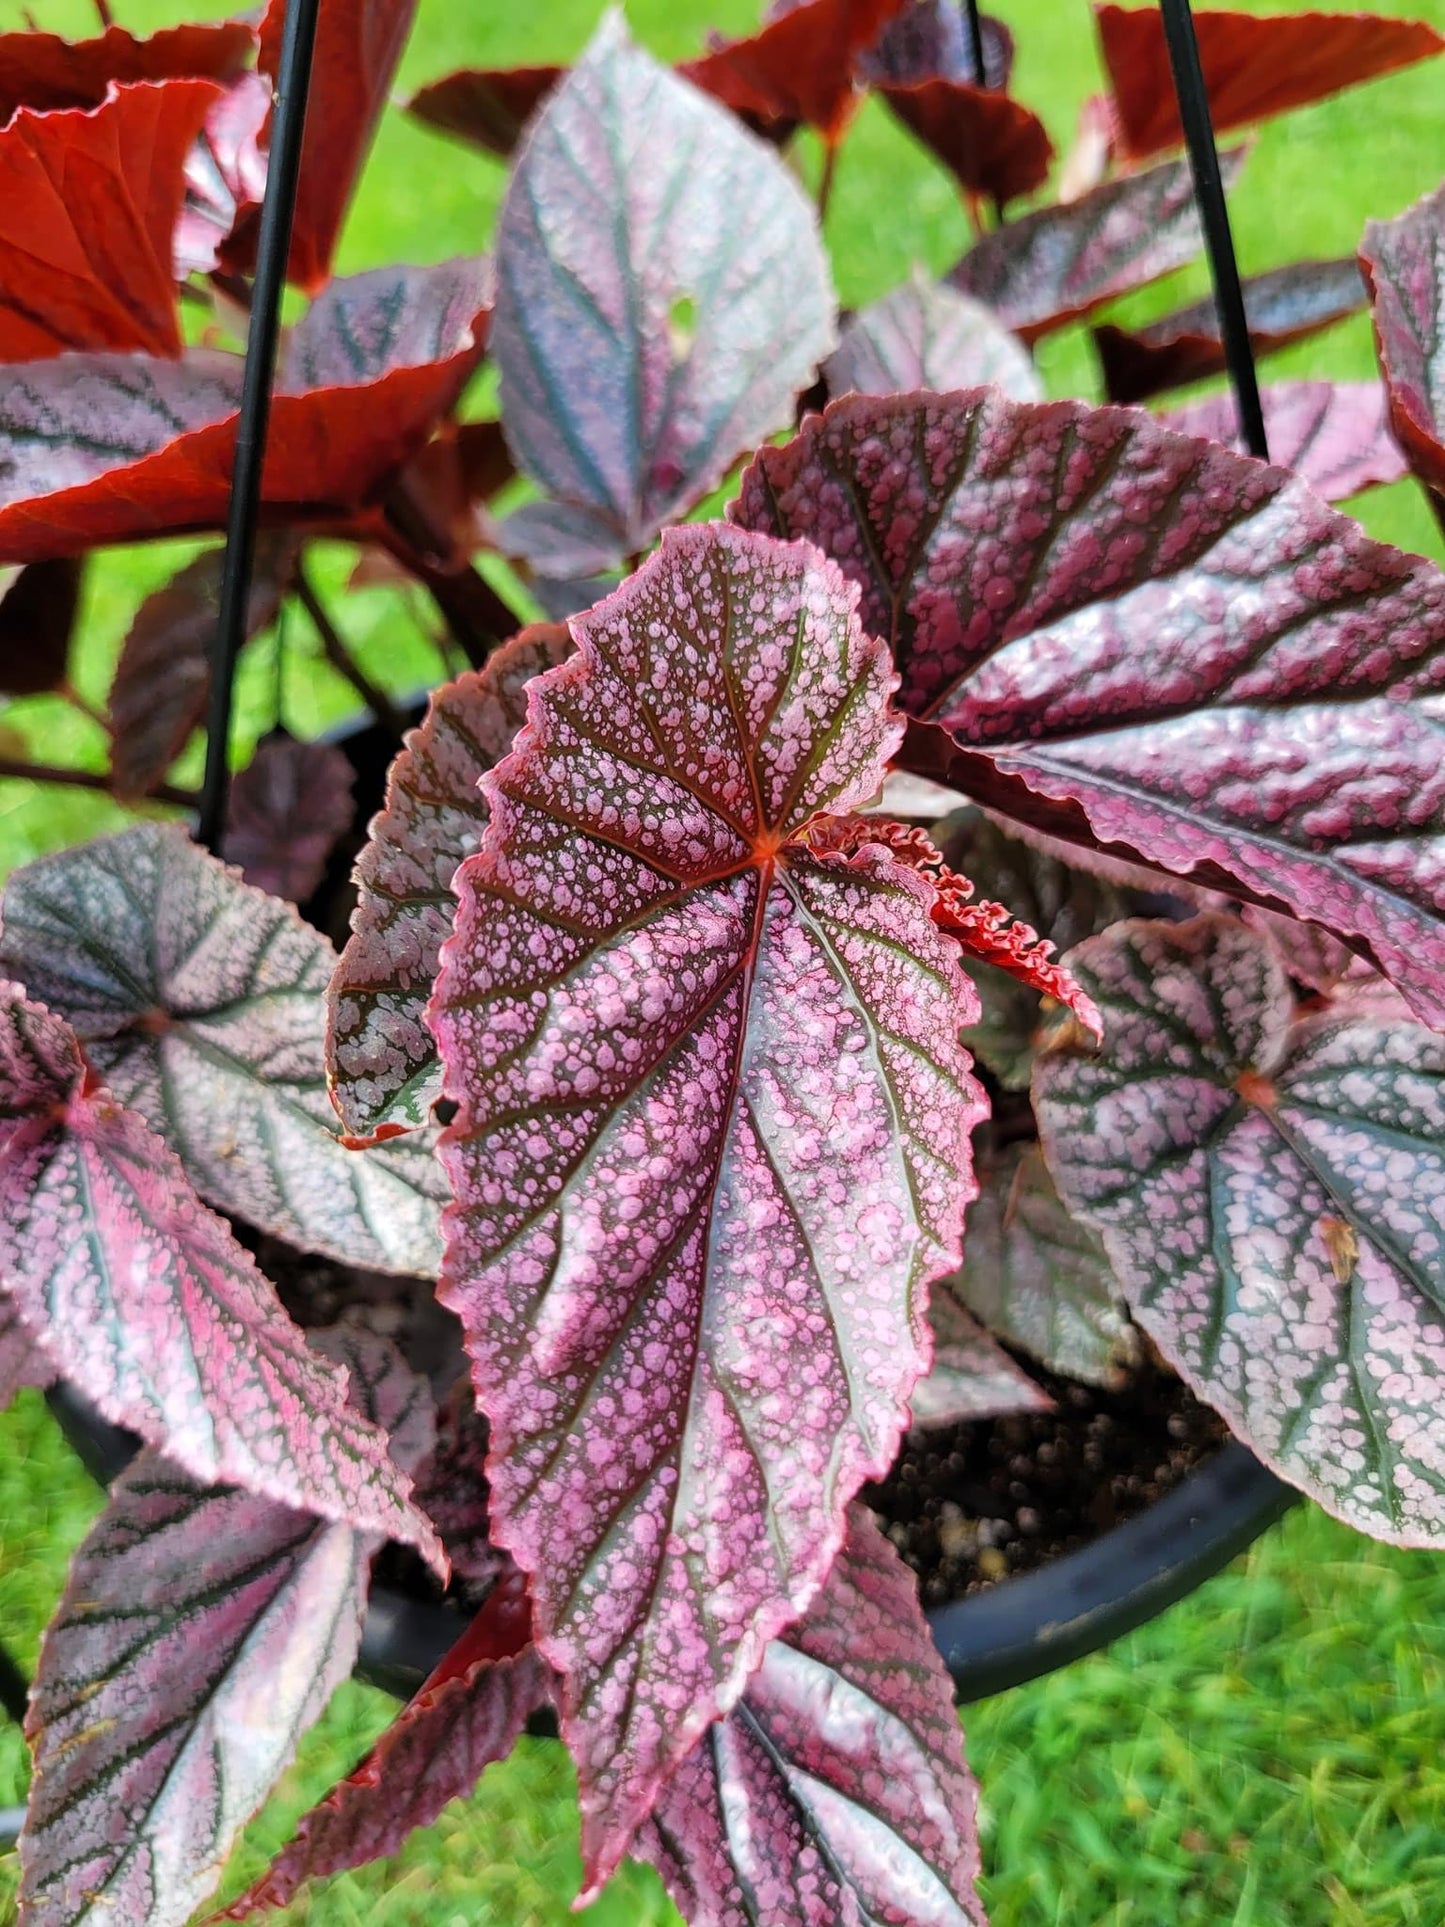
[[1158, 0, 1268, 461], [196, 0, 321, 852], [962, 0, 988, 87]]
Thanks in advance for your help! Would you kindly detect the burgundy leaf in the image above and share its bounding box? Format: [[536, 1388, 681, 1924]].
[[0, 824, 445, 1276], [913, 1273, 1052, 1427], [1095, 256, 1365, 405], [0, 19, 253, 122], [0, 985, 439, 1553], [637, 1504, 986, 1927], [406, 64, 562, 158], [0, 80, 220, 361], [731, 389, 1445, 1028], [255, 0, 417, 292], [174, 72, 271, 278], [1361, 182, 1445, 499], [384, 417, 519, 564], [431, 522, 985, 1885], [217, 1578, 550, 1919], [0, 1295, 51, 1412], [0, 558, 82, 698], [679, 0, 910, 146], [826, 277, 1040, 403], [948, 149, 1245, 341], [859, 1, 1014, 89], [1035, 913, 1445, 1543], [879, 77, 1053, 207], [109, 537, 293, 802], [1097, 4, 1445, 163], [21, 1334, 431, 1927], [1161, 380, 1408, 504], [328, 624, 572, 1134], [223, 732, 357, 905], [491, 16, 834, 576], [943, 1135, 1136, 1392], [0, 258, 491, 565]]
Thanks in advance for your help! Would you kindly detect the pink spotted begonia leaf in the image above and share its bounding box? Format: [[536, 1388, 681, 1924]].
[[824, 275, 1040, 405], [0, 984, 440, 1557], [327, 624, 573, 1134], [637, 1503, 987, 1927], [1034, 912, 1445, 1544], [0, 1293, 51, 1411], [1160, 380, 1409, 505], [0, 824, 445, 1276], [430, 521, 986, 1888], [1361, 182, 1445, 500], [730, 388, 1445, 1030], [490, 15, 835, 577], [20, 1329, 434, 1927]]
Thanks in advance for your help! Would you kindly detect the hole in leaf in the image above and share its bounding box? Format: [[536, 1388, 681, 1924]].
[[667, 292, 698, 364]]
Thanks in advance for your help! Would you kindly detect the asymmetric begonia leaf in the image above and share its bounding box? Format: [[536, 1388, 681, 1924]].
[[1161, 380, 1409, 504], [255, 0, 417, 292], [431, 522, 985, 1885], [0, 824, 445, 1276], [1361, 182, 1445, 499], [945, 1135, 1136, 1391], [0, 985, 439, 1551], [637, 1504, 986, 1927], [1096, 5, 1445, 163], [679, 0, 909, 146], [20, 1331, 434, 1927], [912, 1273, 1053, 1427], [328, 625, 572, 1135], [406, 64, 562, 158], [877, 76, 1054, 207], [490, 16, 835, 576], [223, 733, 357, 906], [174, 72, 271, 278], [858, 0, 1014, 90], [1035, 913, 1445, 1544], [825, 276, 1040, 404], [0, 19, 253, 122], [218, 1576, 550, 1919], [948, 149, 1244, 340], [0, 257, 491, 565], [0, 559, 82, 698], [1095, 256, 1365, 405], [0, 1296, 51, 1412], [731, 388, 1445, 1029], [0, 80, 220, 361]]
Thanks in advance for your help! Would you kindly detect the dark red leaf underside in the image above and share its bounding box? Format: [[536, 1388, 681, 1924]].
[[0, 558, 81, 697], [1361, 182, 1445, 499], [406, 64, 562, 157], [0, 19, 253, 122], [638, 1505, 987, 1927], [680, 0, 910, 145], [880, 77, 1053, 206], [731, 388, 1445, 1028], [1162, 380, 1408, 504], [949, 149, 1244, 340], [256, 0, 417, 292], [1097, 4, 1445, 162], [0, 80, 220, 361], [223, 733, 357, 905], [1095, 256, 1365, 405]]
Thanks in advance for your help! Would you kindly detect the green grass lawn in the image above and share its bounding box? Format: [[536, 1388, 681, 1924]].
[[3, 0, 1445, 1920]]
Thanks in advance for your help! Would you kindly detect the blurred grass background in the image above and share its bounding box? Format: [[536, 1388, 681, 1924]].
[[2, 0, 1444, 1920]]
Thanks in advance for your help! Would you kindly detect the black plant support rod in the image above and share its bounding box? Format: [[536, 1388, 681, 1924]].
[[197, 0, 321, 852], [1158, 0, 1269, 462], [962, 0, 988, 87]]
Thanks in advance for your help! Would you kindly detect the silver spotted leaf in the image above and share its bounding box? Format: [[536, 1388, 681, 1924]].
[[0, 824, 444, 1275], [1160, 380, 1408, 505], [431, 521, 985, 1887], [637, 1503, 986, 1927], [1035, 913, 1445, 1544], [825, 274, 1040, 405], [328, 623, 572, 1134], [491, 14, 835, 575]]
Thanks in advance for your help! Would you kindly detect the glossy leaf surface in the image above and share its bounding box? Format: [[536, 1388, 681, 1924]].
[[223, 733, 357, 906], [826, 277, 1040, 404], [880, 79, 1052, 207], [732, 388, 1445, 1029], [638, 1504, 986, 1927], [1361, 182, 1445, 497], [948, 150, 1242, 340], [491, 16, 834, 575], [0, 987, 437, 1549], [1095, 257, 1365, 405], [0, 19, 252, 122], [1036, 914, 1445, 1543], [328, 625, 572, 1134], [679, 0, 909, 144], [1097, 4, 1445, 162], [0, 559, 82, 698], [432, 522, 984, 1883], [406, 64, 561, 157], [0, 259, 491, 565], [1161, 380, 1408, 504], [0, 80, 219, 361], [0, 825, 445, 1275]]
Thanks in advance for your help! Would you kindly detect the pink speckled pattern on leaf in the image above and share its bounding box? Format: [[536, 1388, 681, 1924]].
[[1361, 183, 1445, 497], [0, 823, 444, 1274], [328, 624, 572, 1133], [1034, 913, 1445, 1545], [825, 276, 1040, 405], [732, 389, 1445, 1029], [431, 521, 985, 1888], [637, 1503, 987, 1927], [1161, 381, 1408, 504], [490, 14, 834, 575], [0, 986, 440, 1561], [0, 1291, 50, 1410]]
